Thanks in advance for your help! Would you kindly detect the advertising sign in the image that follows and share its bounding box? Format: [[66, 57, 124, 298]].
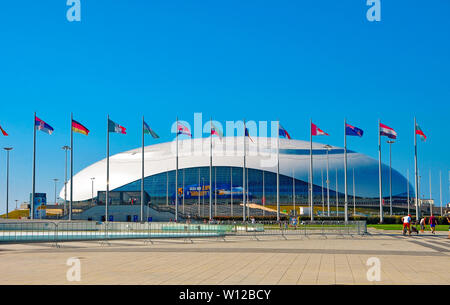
[[30, 193, 47, 219]]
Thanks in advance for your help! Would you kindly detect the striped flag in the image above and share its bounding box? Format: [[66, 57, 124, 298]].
[[72, 120, 90, 136], [415, 123, 426, 141], [279, 124, 291, 139], [311, 123, 329, 136], [35, 117, 54, 135], [108, 119, 126, 134], [379, 123, 397, 139], [144, 121, 159, 138]]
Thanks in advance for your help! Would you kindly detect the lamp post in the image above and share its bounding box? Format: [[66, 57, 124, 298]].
[[15, 200, 18, 210], [91, 177, 95, 206], [4, 147, 13, 219], [53, 178, 59, 204], [324, 145, 332, 217], [62, 146, 70, 215], [387, 140, 395, 216]]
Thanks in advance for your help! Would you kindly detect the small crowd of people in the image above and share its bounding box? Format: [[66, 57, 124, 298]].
[[402, 214, 450, 238]]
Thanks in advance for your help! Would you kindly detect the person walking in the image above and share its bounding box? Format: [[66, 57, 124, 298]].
[[420, 216, 426, 233], [402, 214, 412, 236], [446, 216, 450, 239], [429, 214, 437, 234]]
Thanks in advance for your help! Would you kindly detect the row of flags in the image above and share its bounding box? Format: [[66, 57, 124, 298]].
[[277, 121, 427, 141], [0, 117, 428, 143]]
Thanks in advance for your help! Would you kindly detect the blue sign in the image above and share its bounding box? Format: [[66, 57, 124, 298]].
[[108, 215, 114, 222], [147, 217, 153, 222], [30, 193, 46, 219], [133, 215, 138, 222]]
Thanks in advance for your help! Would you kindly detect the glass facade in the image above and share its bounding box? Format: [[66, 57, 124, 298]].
[[113, 166, 341, 206]]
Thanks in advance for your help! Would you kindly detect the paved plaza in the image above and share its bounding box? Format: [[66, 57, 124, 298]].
[[0, 229, 449, 285]]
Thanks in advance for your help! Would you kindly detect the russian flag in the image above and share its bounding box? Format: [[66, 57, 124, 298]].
[[279, 124, 291, 139], [379, 123, 397, 139], [311, 123, 328, 136], [35, 117, 54, 135]]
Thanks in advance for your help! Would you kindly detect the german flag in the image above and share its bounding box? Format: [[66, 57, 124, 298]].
[[72, 120, 90, 136]]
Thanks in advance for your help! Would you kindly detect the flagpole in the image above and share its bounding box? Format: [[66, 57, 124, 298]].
[[414, 117, 420, 220], [209, 117, 212, 220], [277, 119, 280, 222], [326, 147, 330, 217], [440, 170, 442, 216], [175, 117, 178, 222], [230, 167, 233, 217], [31, 112, 36, 220], [429, 170, 432, 216], [215, 167, 218, 217], [141, 116, 144, 222], [353, 168, 356, 216], [310, 119, 314, 221], [378, 119, 383, 223], [336, 169, 338, 215], [70, 112, 73, 221], [344, 118, 348, 222], [407, 169, 410, 215], [243, 119, 246, 222], [106, 115, 110, 222]]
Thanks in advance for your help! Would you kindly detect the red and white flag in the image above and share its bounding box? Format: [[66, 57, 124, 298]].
[[379, 123, 397, 139], [311, 123, 329, 136]]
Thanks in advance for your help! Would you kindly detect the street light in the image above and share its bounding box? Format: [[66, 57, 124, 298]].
[[91, 177, 95, 206], [62, 145, 71, 215], [53, 178, 59, 204], [323, 144, 332, 217], [387, 140, 395, 216], [4, 147, 13, 219]]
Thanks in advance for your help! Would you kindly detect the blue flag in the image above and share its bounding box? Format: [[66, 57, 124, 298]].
[[345, 123, 363, 137]]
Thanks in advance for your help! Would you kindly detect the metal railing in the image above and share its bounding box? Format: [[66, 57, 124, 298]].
[[0, 220, 366, 244], [0, 221, 227, 244], [221, 221, 367, 237]]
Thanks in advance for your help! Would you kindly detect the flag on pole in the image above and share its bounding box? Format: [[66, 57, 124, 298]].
[[211, 122, 223, 139], [35, 117, 54, 135], [415, 123, 426, 141], [244, 126, 254, 143], [144, 121, 159, 138], [379, 123, 397, 139], [311, 123, 329, 136], [279, 124, 291, 139], [177, 122, 191, 137], [108, 119, 126, 134], [0, 124, 8, 136], [72, 120, 90, 136], [345, 123, 363, 137]]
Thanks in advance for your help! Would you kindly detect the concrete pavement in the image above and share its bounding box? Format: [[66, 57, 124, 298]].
[[0, 230, 448, 285]]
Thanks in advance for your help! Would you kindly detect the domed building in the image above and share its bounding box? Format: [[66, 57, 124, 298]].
[[61, 136, 412, 220]]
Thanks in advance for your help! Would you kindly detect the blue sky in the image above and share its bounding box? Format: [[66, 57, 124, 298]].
[[0, 0, 449, 212]]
